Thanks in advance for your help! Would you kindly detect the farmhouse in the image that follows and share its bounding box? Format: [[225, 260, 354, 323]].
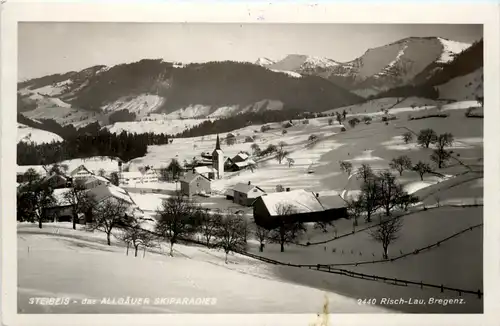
[[194, 166, 218, 180], [179, 171, 211, 198], [84, 184, 143, 223], [142, 169, 159, 183], [225, 152, 255, 172], [42, 188, 76, 222], [231, 181, 266, 206], [252, 189, 348, 229], [70, 165, 94, 180]]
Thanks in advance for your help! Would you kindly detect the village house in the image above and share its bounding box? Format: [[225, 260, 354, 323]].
[[230, 181, 266, 206], [225, 152, 255, 172], [179, 171, 211, 198], [252, 189, 348, 229], [70, 165, 94, 181], [119, 171, 144, 185], [142, 169, 159, 183], [40, 173, 72, 189], [42, 187, 76, 223], [194, 166, 218, 180], [84, 184, 143, 223]]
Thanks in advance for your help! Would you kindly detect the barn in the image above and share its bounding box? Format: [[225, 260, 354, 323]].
[[252, 189, 348, 229]]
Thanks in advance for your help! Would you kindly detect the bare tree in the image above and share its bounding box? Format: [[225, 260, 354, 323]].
[[402, 132, 413, 144], [369, 217, 404, 259], [214, 213, 247, 263], [199, 209, 222, 248], [308, 134, 319, 143], [287, 157, 295, 168], [389, 156, 413, 176], [155, 191, 200, 256], [255, 225, 270, 252], [435, 133, 454, 150], [98, 169, 106, 177], [276, 184, 285, 192], [412, 161, 433, 181], [377, 171, 407, 217], [250, 143, 261, 156], [430, 148, 452, 169], [86, 197, 132, 246], [356, 164, 373, 183], [269, 203, 306, 252], [276, 148, 289, 164], [278, 141, 287, 150], [358, 177, 381, 222], [17, 172, 55, 229], [328, 118, 334, 125], [346, 198, 363, 231], [63, 182, 93, 230], [417, 129, 438, 148], [339, 161, 353, 175], [120, 221, 157, 257]]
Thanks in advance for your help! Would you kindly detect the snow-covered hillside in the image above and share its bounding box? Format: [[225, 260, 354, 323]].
[[437, 68, 483, 101], [102, 94, 165, 119], [17, 123, 63, 144], [105, 119, 211, 136], [254, 57, 276, 66], [268, 54, 340, 73]]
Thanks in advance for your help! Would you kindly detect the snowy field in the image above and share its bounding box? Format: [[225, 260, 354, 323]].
[[17, 123, 63, 144], [105, 119, 211, 136], [17, 223, 390, 314]]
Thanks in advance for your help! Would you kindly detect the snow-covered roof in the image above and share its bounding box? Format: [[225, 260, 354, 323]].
[[233, 182, 265, 195], [259, 189, 326, 216], [85, 175, 110, 184], [234, 160, 256, 168], [179, 171, 210, 184], [194, 166, 217, 174], [234, 153, 249, 161], [88, 184, 136, 206], [70, 165, 93, 176]]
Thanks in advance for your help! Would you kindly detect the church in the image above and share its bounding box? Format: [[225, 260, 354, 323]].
[[211, 134, 224, 179]]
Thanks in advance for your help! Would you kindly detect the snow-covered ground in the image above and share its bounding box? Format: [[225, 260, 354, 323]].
[[101, 94, 165, 119], [17, 223, 390, 314], [105, 119, 210, 136], [17, 123, 63, 144], [437, 68, 483, 102]]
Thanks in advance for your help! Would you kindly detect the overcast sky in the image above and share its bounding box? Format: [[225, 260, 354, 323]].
[[18, 23, 482, 81]]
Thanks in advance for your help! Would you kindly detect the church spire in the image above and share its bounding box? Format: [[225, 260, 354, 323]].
[[215, 134, 221, 150]]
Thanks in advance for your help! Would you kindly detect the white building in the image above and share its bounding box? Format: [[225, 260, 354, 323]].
[[70, 165, 94, 181], [142, 169, 159, 183], [119, 171, 144, 185]]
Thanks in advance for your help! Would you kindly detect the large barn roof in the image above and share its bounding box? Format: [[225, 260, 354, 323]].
[[233, 182, 264, 194], [259, 189, 326, 216]]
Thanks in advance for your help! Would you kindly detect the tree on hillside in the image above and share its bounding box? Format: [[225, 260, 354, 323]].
[[276, 148, 289, 164], [276, 184, 285, 192], [17, 170, 55, 228], [342, 110, 347, 120], [199, 208, 223, 248], [86, 197, 133, 246], [348, 117, 360, 128], [358, 177, 381, 222], [402, 132, 413, 144], [155, 191, 201, 256], [335, 112, 343, 125], [412, 161, 433, 181], [260, 125, 271, 132], [377, 170, 407, 217], [417, 129, 438, 148], [49, 163, 69, 175], [226, 133, 236, 146], [167, 159, 182, 181], [328, 118, 334, 126], [109, 172, 120, 186], [255, 225, 270, 252], [435, 133, 454, 150], [339, 161, 353, 176], [120, 220, 157, 257], [476, 95, 484, 106], [286, 157, 295, 168], [214, 213, 247, 263], [356, 164, 374, 183], [431, 148, 452, 169], [98, 169, 106, 177], [244, 136, 254, 143], [346, 198, 364, 230], [63, 182, 93, 230], [269, 203, 306, 252], [389, 156, 413, 176], [369, 216, 404, 259], [278, 141, 287, 150], [250, 143, 261, 156]]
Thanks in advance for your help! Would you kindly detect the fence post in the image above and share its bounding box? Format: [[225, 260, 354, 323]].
[[394, 278, 397, 285], [328, 266, 330, 272], [441, 284, 444, 293], [317, 264, 320, 270], [420, 281, 423, 289], [458, 291, 461, 297]]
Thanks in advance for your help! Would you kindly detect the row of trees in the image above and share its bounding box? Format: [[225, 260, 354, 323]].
[[17, 129, 171, 165]]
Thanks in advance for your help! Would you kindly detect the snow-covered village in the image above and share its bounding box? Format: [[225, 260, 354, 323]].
[[13, 22, 485, 317]]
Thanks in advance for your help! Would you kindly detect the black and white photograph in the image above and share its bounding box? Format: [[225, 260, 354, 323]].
[[2, 2, 499, 326]]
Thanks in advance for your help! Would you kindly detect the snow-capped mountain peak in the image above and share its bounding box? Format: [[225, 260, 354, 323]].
[[436, 37, 471, 63], [268, 54, 340, 72], [255, 57, 276, 66]]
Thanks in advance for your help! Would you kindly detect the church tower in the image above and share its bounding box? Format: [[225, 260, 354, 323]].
[[212, 134, 224, 179]]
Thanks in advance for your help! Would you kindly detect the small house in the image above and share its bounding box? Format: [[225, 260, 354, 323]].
[[232, 152, 250, 164], [232, 181, 265, 206], [252, 189, 348, 229], [119, 171, 144, 185], [142, 169, 159, 183], [179, 171, 211, 198]]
